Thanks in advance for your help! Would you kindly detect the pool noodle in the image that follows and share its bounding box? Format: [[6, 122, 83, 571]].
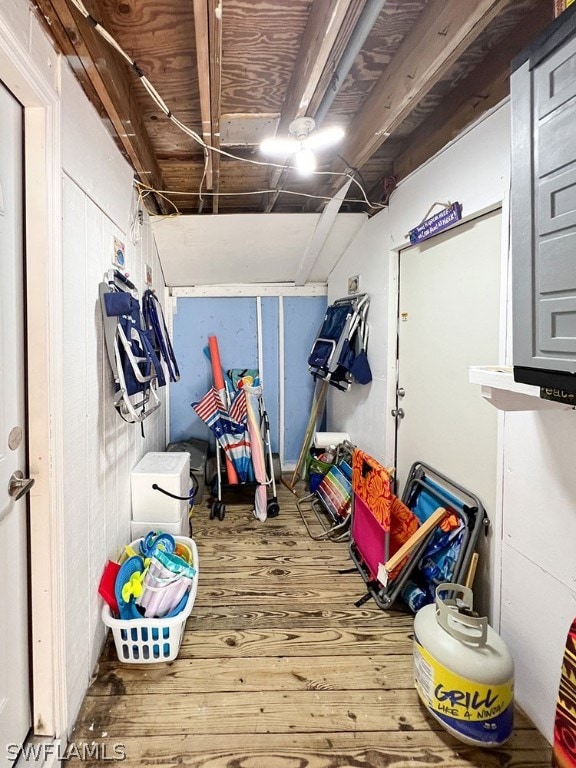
[[208, 335, 238, 484]]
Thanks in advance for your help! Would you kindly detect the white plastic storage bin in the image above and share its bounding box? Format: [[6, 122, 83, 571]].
[[130, 506, 190, 540], [101, 536, 199, 663], [131, 451, 190, 524]]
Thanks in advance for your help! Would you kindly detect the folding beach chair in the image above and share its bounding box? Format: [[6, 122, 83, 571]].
[[288, 296, 372, 492], [296, 442, 354, 541], [308, 294, 371, 391], [396, 461, 489, 611], [142, 288, 180, 384], [99, 270, 163, 423], [348, 449, 421, 608], [348, 449, 454, 610]]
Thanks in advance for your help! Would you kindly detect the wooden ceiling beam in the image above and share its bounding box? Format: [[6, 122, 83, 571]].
[[281, 0, 364, 133], [33, 0, 169, 214], [264, 0, 364, 213], [306, 0, 367, 118], [208, 0, 222, 213], [193, 0, 213, 190], [393, 1, 554, 182], [191, 0, 222, 212], [327, 0, 513, 184], [31, 1, 101, 107]]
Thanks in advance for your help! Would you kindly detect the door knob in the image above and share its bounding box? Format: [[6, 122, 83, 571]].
[[8, 471, 35, 501], [391, 408, 405, 419]]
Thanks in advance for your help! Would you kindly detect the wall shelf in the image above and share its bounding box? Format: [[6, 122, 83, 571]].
[[469, 366, 572, 411]]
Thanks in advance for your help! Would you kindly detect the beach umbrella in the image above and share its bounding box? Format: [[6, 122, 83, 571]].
[[245, 386, 268, 521], [192, 387, 251, 483]]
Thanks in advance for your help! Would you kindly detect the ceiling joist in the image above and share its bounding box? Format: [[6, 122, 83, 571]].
[[265, 0, 364, 213], [192, 0, 222, 211], [280, 0, 364, 133], [33, 0, 169, 213], [392, 0, 554, 182], [328, 0, 512, 188], [207, 0, 223, 213], [30, 0, 554, 216], [193, 0, 213, 191]]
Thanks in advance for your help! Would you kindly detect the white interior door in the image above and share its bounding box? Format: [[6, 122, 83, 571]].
[[395, 210, 502, 616], [0, 81, 31, 764]]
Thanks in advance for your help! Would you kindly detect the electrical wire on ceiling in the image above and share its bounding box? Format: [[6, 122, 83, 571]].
[[64, 0, 388, 213], [136, 179, 385, 208], [137, 184, 181, 217], [129, 184, 145, 243], [135, 181, 387, 219]]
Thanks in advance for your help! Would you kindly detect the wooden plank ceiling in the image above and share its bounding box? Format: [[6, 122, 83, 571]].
[[32, 0, 554, 216]]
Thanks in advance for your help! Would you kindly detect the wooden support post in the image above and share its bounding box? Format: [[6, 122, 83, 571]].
[[464, 552, 479, 590], [286, 379, 329, 492]]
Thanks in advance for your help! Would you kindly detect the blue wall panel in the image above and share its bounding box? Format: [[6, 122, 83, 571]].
[[170, 297, 257, 445], [261, 297, 280, 453], [169, 293, 326, 463], [283, 296, 327, 462]]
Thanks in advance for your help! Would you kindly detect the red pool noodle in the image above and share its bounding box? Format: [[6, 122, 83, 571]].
[[208, 335, 238, 484]]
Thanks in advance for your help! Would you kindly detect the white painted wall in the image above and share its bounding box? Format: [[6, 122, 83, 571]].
[[328, 104, 512, 459], [326, 209, 392, 462], [500, 408, 576, 742], [60, 66, 166, 728], [152, 212, 366, 286], [0, 1, 167, 736], [328, 101, 576, 742]]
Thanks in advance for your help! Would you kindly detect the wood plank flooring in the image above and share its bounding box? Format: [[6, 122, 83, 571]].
[[71, 480, 552, 766]]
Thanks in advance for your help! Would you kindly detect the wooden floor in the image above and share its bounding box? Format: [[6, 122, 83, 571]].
[[72, 480, 552, 767]]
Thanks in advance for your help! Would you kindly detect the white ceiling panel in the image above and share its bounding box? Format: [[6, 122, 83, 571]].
[[307, 215, 367, 283], [152, 213, 366, 287]]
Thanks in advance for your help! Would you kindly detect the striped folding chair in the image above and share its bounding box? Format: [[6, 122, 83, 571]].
[[296, 460, 353, 541]]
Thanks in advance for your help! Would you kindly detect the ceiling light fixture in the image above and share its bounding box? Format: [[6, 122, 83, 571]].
[[294, 146, 316, 175], [260, 117, 345, 177]]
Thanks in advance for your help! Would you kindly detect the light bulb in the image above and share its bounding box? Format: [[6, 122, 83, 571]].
[[294, 146, 316, 176], [260, 136, 297, 157], [305, 125, 345, 150]]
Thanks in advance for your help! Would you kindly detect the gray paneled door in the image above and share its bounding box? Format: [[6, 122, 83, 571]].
[[512, 31, 576, 370]]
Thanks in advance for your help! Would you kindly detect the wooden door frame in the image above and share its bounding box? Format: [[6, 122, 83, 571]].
[[385, 201, 509, 628], [0, 18, 67, 743]]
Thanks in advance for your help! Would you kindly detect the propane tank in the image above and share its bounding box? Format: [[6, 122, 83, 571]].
[[413, 582, 514, 747]]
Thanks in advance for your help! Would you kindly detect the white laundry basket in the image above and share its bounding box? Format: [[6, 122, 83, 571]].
[[101, 536, 199, 663]]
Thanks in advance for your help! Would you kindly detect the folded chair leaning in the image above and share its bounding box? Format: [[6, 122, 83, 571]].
[[348, 449, 448, 610], [397, 461, 489, 611], [296, 442, 354, 541]]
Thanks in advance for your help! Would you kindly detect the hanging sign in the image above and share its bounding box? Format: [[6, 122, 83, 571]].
[[408, 202, 463, 245]]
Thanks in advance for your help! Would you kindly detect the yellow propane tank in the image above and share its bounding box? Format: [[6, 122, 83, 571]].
[[413, 583, 514, 747]]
